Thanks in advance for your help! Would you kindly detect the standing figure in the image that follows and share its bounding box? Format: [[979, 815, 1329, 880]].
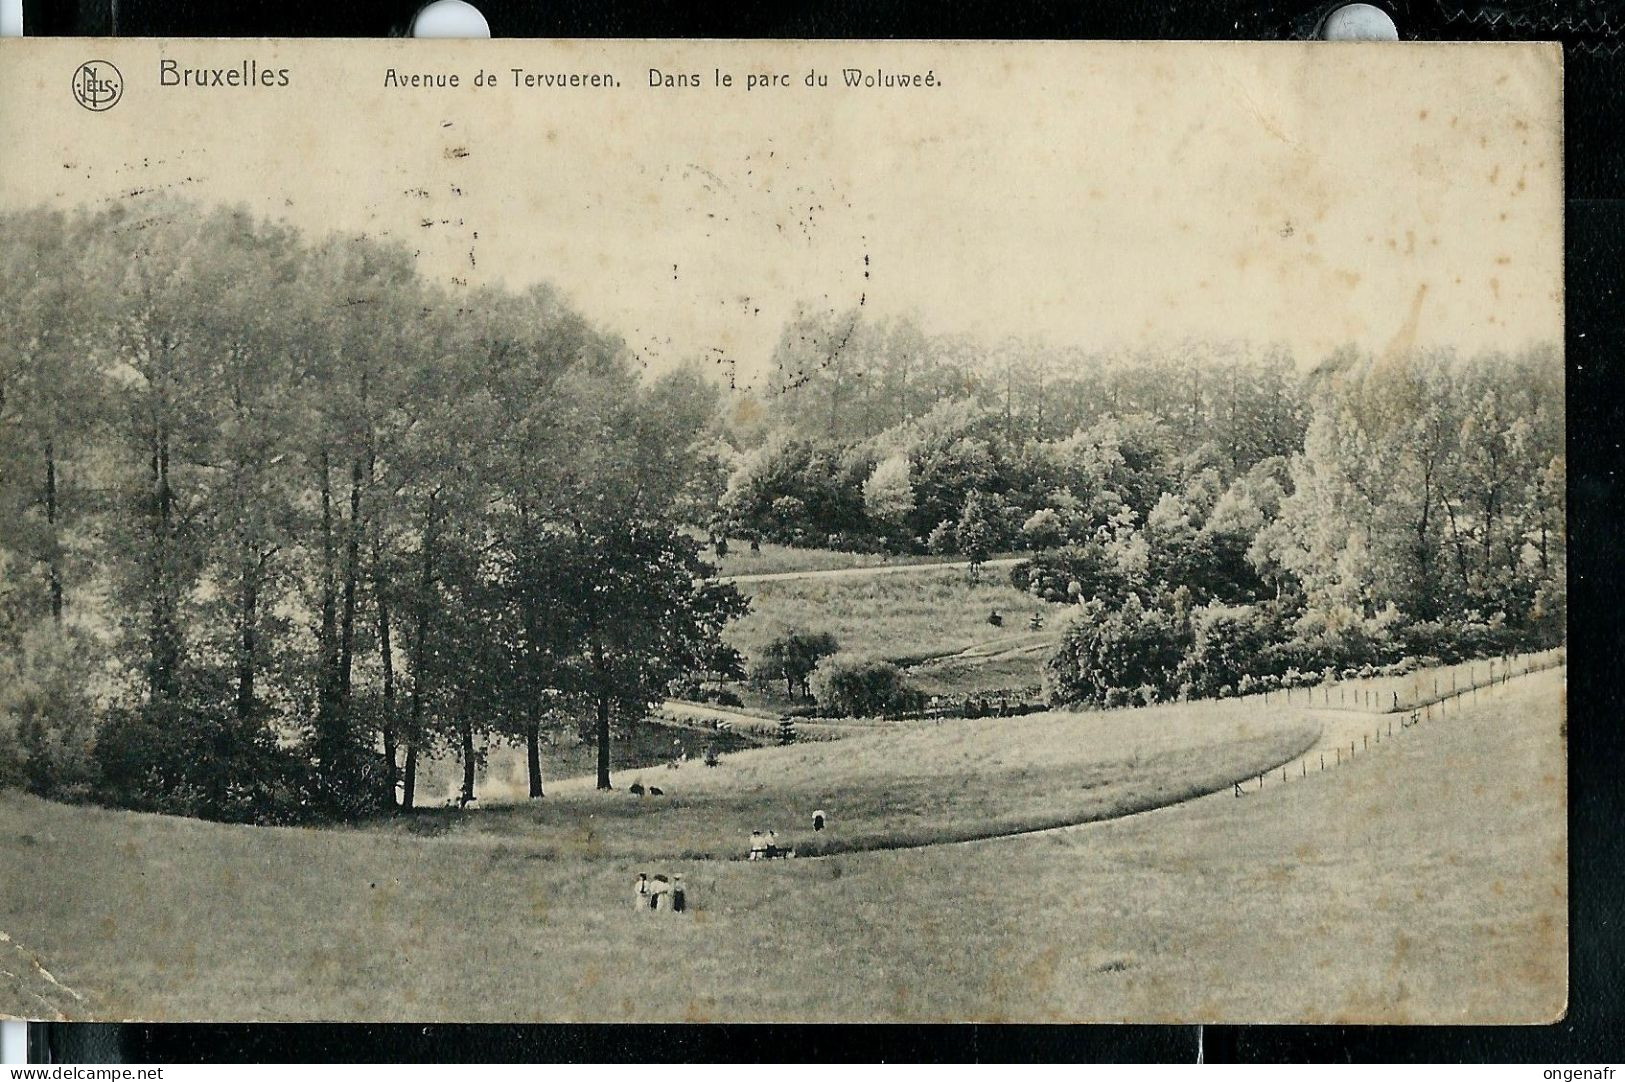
[[749, 830, 766, 860], [634, 873, 650, 911], [812, 809, 826, 832]]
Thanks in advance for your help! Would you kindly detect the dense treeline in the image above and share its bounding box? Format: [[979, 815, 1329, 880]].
[[1037, 346, 1564, 707], [716, 308, 1307, 555], [714, 309, 1564, 710], [0, 201, 745, 820]]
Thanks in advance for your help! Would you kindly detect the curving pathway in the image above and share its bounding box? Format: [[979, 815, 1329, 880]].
[[719, 556, 1023, 586]]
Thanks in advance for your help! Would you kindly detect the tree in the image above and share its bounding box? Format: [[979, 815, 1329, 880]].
[[751, 627, 840, 699], [0, 208, 107, 630], [558, 525, 747, 789], [862, 453, 914, 533], [956, 490, 998, 578]]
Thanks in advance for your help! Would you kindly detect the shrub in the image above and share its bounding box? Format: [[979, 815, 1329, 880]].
[[1174, 602, 1282, 700], [1042, 595, 1187, 707], [0, 624, 99, 800], [809, 654, 923, 718], [1009, 543, 1131, 609], [1021, 508, 1066, 551], [94, 667, 314, 825]]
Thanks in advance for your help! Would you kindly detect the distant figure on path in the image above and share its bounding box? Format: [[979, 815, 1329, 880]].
[[634, 873, 650, 910]]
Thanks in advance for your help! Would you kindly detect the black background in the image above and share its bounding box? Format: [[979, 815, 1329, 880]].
[[13, 0, 1625, 1064]]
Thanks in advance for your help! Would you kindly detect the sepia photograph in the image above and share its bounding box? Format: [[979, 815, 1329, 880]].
[[0, 38, 1565, 1023]]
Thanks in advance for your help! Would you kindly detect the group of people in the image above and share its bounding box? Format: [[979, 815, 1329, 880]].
[[748, 811, 827, 860], [748, 830, 788, 860], [633, 873, 686, 913]]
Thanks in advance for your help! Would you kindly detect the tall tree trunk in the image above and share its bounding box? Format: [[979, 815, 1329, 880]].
[[235, 553, 260, 722], [1413, 470, 1436, 621], [1442, 498, 1472, 592], [375, 527, 397, 807], [338, 456, 363, 706], [44, 439, 62, 623], [459, 713, 476, 804], [317, 451, 341, 775], [147, 420, 179, 700], [341, 370, 369, 716], [405, 494, 436, 810], [368, 433, 397, 809], [518, 559, 546, 800], [595, 678, 612, 791], [402, 739, 418, 810], [526, 716, 544, 799], [574, 520, 615, 791]]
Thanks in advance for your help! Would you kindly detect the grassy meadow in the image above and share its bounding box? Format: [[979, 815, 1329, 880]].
[[725, 563, 1053, 670], [364, 699, 1319, 860], [0, 665, 1564, 1022]]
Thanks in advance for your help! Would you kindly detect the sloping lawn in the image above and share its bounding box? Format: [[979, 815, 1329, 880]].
[[727, 565, 1051, 666], [0, 669, 1561, 1022]]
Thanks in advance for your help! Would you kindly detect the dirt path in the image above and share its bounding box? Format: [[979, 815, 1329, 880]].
[[719, 556, 1023, 586], [660, 699, 779, 728]]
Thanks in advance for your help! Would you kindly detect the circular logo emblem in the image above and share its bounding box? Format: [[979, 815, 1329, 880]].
[[71, 61, 123, 111]]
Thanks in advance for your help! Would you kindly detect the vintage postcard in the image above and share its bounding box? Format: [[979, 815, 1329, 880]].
[[0, 39, 1564, 1023]]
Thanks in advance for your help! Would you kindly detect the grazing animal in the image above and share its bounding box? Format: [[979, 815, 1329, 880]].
[[629, 782, 645, 796], [648, 786, 664, 797]]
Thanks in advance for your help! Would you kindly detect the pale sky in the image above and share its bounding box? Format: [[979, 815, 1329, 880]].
[[1, 40, 1563, 390]]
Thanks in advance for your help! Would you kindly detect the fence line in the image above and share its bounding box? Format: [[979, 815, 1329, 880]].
[[1232, 649, 1564, 798], [1250, 646, 1565, 714]]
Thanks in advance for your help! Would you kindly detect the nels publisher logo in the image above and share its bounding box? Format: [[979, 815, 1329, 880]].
[[72, 60, 123, 111]]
